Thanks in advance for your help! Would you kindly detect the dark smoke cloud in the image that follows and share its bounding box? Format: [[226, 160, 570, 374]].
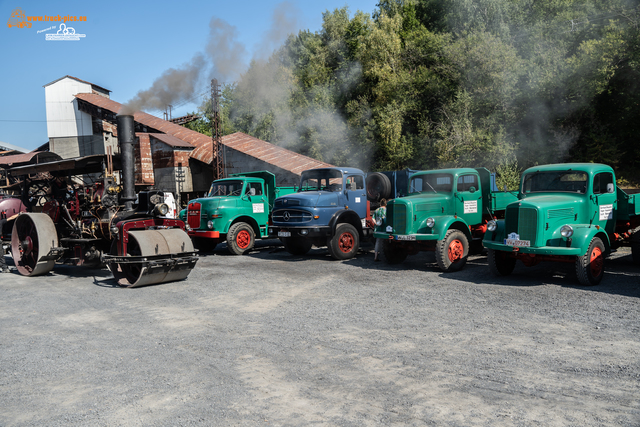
[[122, 2, 300, 115]]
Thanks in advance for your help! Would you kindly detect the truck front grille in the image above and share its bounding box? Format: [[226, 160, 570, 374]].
[[390, 204, 407, 234], [272, 209, 313, 224], [187, 202, 201, 229], [505, 206, 538, 244]]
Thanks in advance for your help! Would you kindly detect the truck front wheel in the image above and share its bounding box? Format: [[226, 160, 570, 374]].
[[487, 249, 516, 276], [575, 237, 605, 286], [435, 229, 468, 272], [227, 222, 255, 255], [282, 236, 312, 255], [328, 223, 360, 260]]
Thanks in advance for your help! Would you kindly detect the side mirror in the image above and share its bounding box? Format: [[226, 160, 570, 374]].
[[607, 183, 614, 193], [469, 186, 476, 193]]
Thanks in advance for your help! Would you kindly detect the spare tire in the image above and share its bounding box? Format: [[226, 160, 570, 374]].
[[366, 172, 392, 202]]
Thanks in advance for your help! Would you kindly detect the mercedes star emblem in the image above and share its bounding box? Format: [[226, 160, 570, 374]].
[[283, 211, 290, 221]]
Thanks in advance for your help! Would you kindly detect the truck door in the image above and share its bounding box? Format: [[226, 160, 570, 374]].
[[455, 173, 482, 225], [345, 174, 367, 219], [247, 181, 268, 229], [592, 171, 616, 234]]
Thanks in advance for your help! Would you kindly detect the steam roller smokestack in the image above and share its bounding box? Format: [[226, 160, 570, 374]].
[[117, 114, 136, 211]]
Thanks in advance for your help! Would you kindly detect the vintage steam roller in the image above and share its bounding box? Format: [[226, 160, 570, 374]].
[[6, 115, 197, 287]]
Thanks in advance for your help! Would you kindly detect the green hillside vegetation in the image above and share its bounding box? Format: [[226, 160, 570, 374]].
[[186, 0, 640, 187]]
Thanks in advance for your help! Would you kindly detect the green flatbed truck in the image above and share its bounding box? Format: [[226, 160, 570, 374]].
[[483, 163, 640, 285], [180, 171, 296, 254], [373, 167, 518, 271]]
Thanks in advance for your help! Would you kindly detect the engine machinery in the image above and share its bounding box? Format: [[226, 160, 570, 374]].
[[5, 115, 197, 287]]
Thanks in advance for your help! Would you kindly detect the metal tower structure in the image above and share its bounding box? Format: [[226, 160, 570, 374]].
[[211, 79, 225, 180]]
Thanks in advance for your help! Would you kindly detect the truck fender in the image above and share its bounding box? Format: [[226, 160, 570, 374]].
[[431, 216, 472, 241], [328, 209, 364, 239], [483, 219, 507, 244], [568, 226, 611, 254], [224, 216, 261, 237]]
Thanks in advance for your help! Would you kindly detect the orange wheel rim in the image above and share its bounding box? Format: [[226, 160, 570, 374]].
[[448, 239, 464, 262], [237, 230, 251, 249], [338, 232, 355, 253], [590, 246, 603, 277]]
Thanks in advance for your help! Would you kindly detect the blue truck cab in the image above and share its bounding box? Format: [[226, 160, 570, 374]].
[[269, 167, 373, 259]]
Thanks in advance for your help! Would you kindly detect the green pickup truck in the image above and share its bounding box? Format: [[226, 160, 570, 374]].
[[374, 167, 518, 271], [483, 163, 640, 285], [180, 171, 296, 254]]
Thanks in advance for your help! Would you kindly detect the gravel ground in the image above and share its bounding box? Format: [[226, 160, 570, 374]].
[[0, 240, 639, 426]]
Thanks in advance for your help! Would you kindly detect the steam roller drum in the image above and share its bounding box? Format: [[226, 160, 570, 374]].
[[11, 213, 59, 276], [109, 228, 196, 287]]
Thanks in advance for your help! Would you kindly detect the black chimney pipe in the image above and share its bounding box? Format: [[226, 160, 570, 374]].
[[117, 115, 136, 211]]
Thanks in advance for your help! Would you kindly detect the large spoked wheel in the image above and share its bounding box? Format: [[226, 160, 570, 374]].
[[487, 249, 516, 276], [328, 223, 360, 260], [282, 236, 312, 255], [435, 229, 468, 272], [11, 213, 58, 276], [227, 222, 255, 255], [382, 240, 407, 264], [576, 237, 605, 286]]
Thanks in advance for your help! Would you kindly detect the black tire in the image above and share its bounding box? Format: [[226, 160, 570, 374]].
[[366, 173, 392, 202], [226, 222, 255, 255], [382, 240, 407, 264], [282, 236, 312, 255], [575, 237, 605, 286], [631, 234, 640, 265], [487, 249, 516, 276], [328, 223, 360, 260], [435, 229, 469, 272]]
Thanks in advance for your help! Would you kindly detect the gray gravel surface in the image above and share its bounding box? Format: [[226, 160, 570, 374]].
[[1, 240, 639, 426]]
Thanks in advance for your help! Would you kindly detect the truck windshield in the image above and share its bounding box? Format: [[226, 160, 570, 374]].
[[522, 171, 588, 194], [208, 180, 244, 197], [409, 174, 453, 194], [300, 169, 343, 192]]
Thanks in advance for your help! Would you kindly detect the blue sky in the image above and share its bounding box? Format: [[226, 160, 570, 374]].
[[0, 0, 381, 151]]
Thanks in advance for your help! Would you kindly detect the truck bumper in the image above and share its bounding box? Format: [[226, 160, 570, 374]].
[[188, 230, 220, 239], [373, 232, 439, 241], [269, 226, 331, 239], [483, 240, 583, 256]]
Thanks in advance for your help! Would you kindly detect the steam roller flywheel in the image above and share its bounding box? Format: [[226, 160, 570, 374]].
[[11, 213, 59, 276], [109, 228, 196, 287]]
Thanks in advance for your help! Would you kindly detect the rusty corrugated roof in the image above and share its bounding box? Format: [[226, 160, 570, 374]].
[[0, 151, 62, 167], [75, 93, 333, 171]]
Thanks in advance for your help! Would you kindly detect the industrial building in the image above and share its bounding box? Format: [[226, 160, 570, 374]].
[[43, 76, 333, 206]]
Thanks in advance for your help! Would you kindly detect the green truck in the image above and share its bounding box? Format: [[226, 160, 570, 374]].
[[483, 163, 640, 286], [180, 171, 296, 254], [373, 167, 518, 271]]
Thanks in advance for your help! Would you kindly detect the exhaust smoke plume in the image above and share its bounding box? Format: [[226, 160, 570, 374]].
[[122, 2, 300, 116]]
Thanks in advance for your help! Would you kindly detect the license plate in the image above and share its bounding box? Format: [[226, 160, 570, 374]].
[[278, 231, 291, 237], [396, 235, 416, 241], [505, 239, 530, 247]]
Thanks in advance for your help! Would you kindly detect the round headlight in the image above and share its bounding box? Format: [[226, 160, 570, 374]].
[[487, 220, 497, 232], [207, 220, 214, 230], [560, 225, 574, 238], [156, 203, 169, 216], [110, 225, 119, 235], [185, 223, 191, 231], [426, 217, 435, 228]]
